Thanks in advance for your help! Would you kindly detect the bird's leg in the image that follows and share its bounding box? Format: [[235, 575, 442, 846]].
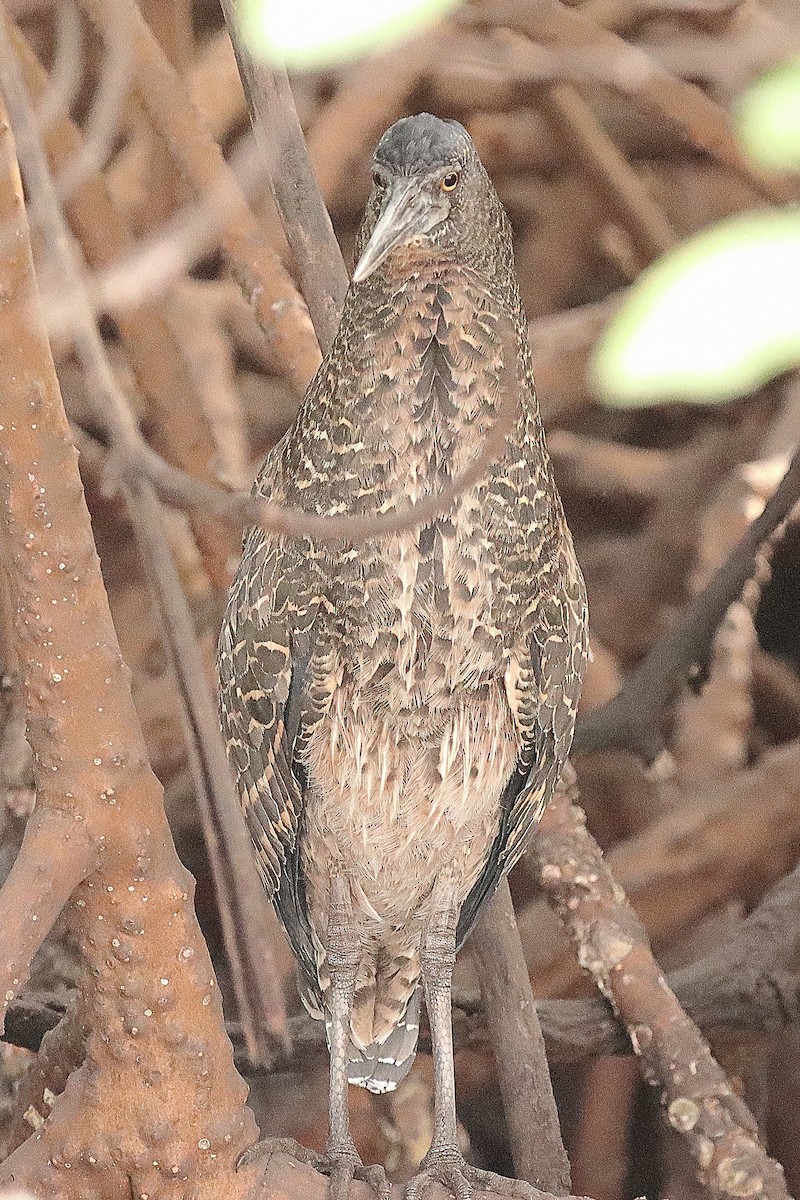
[[321, 874, 390, 1200], [239, 878, 387, 1199], [421, 886, 460, 1157], [405, 882, 535, 1200], [325, 873, 361, 1167]]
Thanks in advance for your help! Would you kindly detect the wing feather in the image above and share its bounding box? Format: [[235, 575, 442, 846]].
[[218, 526, 320, 980], [456, 552, 588, 947]]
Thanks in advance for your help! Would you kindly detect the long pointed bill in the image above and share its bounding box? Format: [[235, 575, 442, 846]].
[[352, 179, 446, 283]]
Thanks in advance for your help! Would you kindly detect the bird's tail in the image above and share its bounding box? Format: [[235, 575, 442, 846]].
[[342, 986, 421, 1094]]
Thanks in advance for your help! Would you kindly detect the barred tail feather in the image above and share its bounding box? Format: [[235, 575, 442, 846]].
[[342, 987, 421, 1094]]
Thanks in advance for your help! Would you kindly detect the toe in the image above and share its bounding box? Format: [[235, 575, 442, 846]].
[[403, 1150, 536, 1200], [357, 1162, 391, 1200], [328, 1160, 357, 1200], [404, 1164, 471, 1200], [461, 1165, 538, 1199]]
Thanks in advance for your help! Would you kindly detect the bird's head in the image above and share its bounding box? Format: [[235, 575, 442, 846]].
[[353, 114, 504, 284]]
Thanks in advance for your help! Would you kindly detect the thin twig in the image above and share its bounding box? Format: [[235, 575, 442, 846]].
[[51, 0, 135, 205], [536, 78, 675, 264], [40, 129, 270, 337], [463, 0, 789, 205], [13, 22, 241, 590], [220, 0, 347, 354], [34, 0, 82, 138], [14, 0, 136, 222]]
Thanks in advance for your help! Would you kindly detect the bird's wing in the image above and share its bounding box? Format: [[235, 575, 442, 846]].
[[456, 559, 588, 947], [218, 524, 324, 982]]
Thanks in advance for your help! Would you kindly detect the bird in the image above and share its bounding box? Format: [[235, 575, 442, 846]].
[[218, 112, 588, 1200]]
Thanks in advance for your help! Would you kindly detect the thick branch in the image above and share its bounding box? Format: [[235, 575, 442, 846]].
[[3, 7, 289, 1060], [125, 480, 289, 1057], [0, 809, 94, 1028], [13, 845, 800, 1069], [532, 787, 790, 1200], [0, 25, 262, 1199]]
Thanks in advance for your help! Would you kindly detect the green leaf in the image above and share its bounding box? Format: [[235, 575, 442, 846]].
[[737, 56, 800, 172], [591, 207, 800, 407], [240, 0, 459, 69]]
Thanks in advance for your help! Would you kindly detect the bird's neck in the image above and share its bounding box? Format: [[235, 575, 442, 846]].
[[339, 263, 535, 484], [278, 262, 545, 518]]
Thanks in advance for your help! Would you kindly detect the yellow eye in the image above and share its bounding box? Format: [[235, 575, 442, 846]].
[[441, 171, 460, 192]]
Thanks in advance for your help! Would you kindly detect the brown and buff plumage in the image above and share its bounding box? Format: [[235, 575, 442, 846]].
[[218, 114, 588, 1197]]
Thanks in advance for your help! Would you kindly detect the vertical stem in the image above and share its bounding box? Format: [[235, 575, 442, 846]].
[[471, 880, 572, 1194], [219, 0, 348, 354]]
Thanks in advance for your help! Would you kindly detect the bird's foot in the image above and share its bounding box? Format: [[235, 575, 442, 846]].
[[237, 1135, 389, 1198], [317, 1138, 391, 1200], [404, 1146, 538, 1200]]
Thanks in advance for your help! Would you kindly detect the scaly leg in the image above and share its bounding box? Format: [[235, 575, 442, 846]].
[[405, 882, 536, 1200], [240, 877, 388, 1200], [325, 873, 362, 1172], [323, 875, 390, 1200]]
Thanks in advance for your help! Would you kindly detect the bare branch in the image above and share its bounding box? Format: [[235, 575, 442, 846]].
[[75, 0, 322, 396], [0, 61, 261, 1195], [463, 0, 789, 205], [124, 480, 289, 1057], [2, 11, 285, 1062], [536, 79, 675, 265], [0, 809, 95, 1029], [533, 787, 790, 1200], [12, 23, 241, 590], [471, 881, 572, 1195], [220, 0, 348, 354]]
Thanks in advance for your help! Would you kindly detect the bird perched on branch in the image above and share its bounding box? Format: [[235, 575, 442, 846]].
[[218, 113, 588, 1200]]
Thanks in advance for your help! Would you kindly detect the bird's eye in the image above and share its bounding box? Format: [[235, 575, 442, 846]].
[[441, 171, 460, 192], [372, 171, 384, 189]]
